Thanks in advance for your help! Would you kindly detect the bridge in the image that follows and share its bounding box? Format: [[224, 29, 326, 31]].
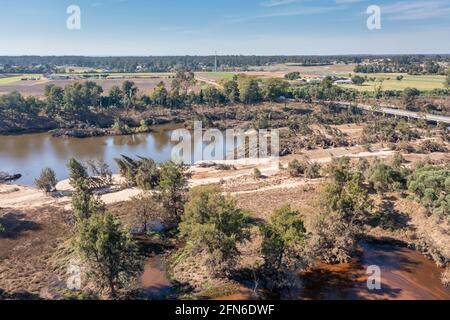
[[335, 102, 450, 125]]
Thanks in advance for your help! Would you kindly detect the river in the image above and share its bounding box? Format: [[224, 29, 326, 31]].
[[141, 242, 450, 300], [298, 242, 450, 300], [0, 126, 234, 186]]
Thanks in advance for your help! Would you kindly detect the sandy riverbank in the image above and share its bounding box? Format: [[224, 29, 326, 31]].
[[0, 146, 398, 210]]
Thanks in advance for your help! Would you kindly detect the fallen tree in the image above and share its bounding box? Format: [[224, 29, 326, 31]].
[[0, 172, 22, 183]]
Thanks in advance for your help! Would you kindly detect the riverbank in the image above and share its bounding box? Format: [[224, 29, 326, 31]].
[[1, 142, 449, 299], [1, 99, 449, 137], [0, 102, 253, 136], [0, 144, 399, 209]]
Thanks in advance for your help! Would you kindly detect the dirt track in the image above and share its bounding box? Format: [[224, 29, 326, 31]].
[[0, 205, 71, 298], [0, 147, 396, 210]]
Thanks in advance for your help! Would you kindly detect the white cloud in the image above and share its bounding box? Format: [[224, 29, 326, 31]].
[[382, 1, 450, 21], [218, 4, 345, 26]]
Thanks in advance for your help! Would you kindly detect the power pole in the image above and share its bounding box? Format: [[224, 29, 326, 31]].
[[214, 51, 217, 72]]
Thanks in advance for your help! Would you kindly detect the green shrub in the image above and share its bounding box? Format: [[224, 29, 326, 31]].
[[179, 186, 250, 275], [67, 158, 88, 187], [157, 161, 191, 227], [368, 163, 406, 193], [114, 155, 160, 190], [288, 159, 306, 177], [321, 157, 371, 222], [260, 204, 307, 288], [135, 158, 160, 190], [284, 72, 300, 80], [391, 152, 405, 168], [253, 168, 263, 179], [408, 165, 450, 218], [74, 212, 143, 298], [112, 119, 131, 134], [418, 140, 448, 154], [35, 167, 58, 193], [305, 162, 321, 179]]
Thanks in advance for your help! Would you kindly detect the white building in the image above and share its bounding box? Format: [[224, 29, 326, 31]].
[[307, 78, 323, 84], [334, 79, 353, 85], [46, 74, 71, 80]]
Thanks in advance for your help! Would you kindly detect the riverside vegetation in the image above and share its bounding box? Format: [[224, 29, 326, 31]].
[[1, 67, 449, 136], [23, 151, 446, 299]]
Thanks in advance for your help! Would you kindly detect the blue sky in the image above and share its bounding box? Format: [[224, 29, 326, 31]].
[[0, 0, 449, 55]]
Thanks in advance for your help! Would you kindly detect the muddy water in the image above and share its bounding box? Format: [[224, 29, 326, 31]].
[[298, 242, 450, 300], [0, 131, 175, 186], [0, 127, 235, 186], [142, 243, 450, 300], [141, 256, 173, 300]]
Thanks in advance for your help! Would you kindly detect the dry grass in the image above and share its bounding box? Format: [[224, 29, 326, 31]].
[[0, 78, 173, 97], [0, 206, 72, 297]]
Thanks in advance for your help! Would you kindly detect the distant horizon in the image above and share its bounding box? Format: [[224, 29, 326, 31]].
[[2, 53, 450, 58]]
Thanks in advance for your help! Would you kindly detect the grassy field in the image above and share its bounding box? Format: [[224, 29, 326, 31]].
[[0, 77, 173, 97], [249, 63, 356, 76], [0, 74, 43, 85], [203, 72, 236, 79], [52, 72, 175, 77], [64, 66, 106, 73], [338, 73, 447, 92]]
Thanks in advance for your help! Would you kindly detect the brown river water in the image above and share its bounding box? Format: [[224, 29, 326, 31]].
[[142, 242, 450, 300], [0, 127, 235, 186], [0, 131, 175, 186]]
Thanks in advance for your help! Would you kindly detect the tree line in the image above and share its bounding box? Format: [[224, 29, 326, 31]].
[[354, 57, 449, 75], [1, 70, 448, 134], [0, 72, 356, 125], [0, 55, 371, 73], [2, 55, 449, 74]]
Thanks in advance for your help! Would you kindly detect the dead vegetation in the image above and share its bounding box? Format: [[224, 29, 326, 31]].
[[0, 206, 72, 298]]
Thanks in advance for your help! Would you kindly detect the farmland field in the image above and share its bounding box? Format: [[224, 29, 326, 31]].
[[0, 77, 173, 97], [63, 66, 107, 73], [52, 72, 175, 77], [1, 69, 447, 98], [0, 74, 43, 85], [248, 63, 356, 76], [338, 73, 447, 91], [202, 72, 235, 79], [196, 64, 357, 82]]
